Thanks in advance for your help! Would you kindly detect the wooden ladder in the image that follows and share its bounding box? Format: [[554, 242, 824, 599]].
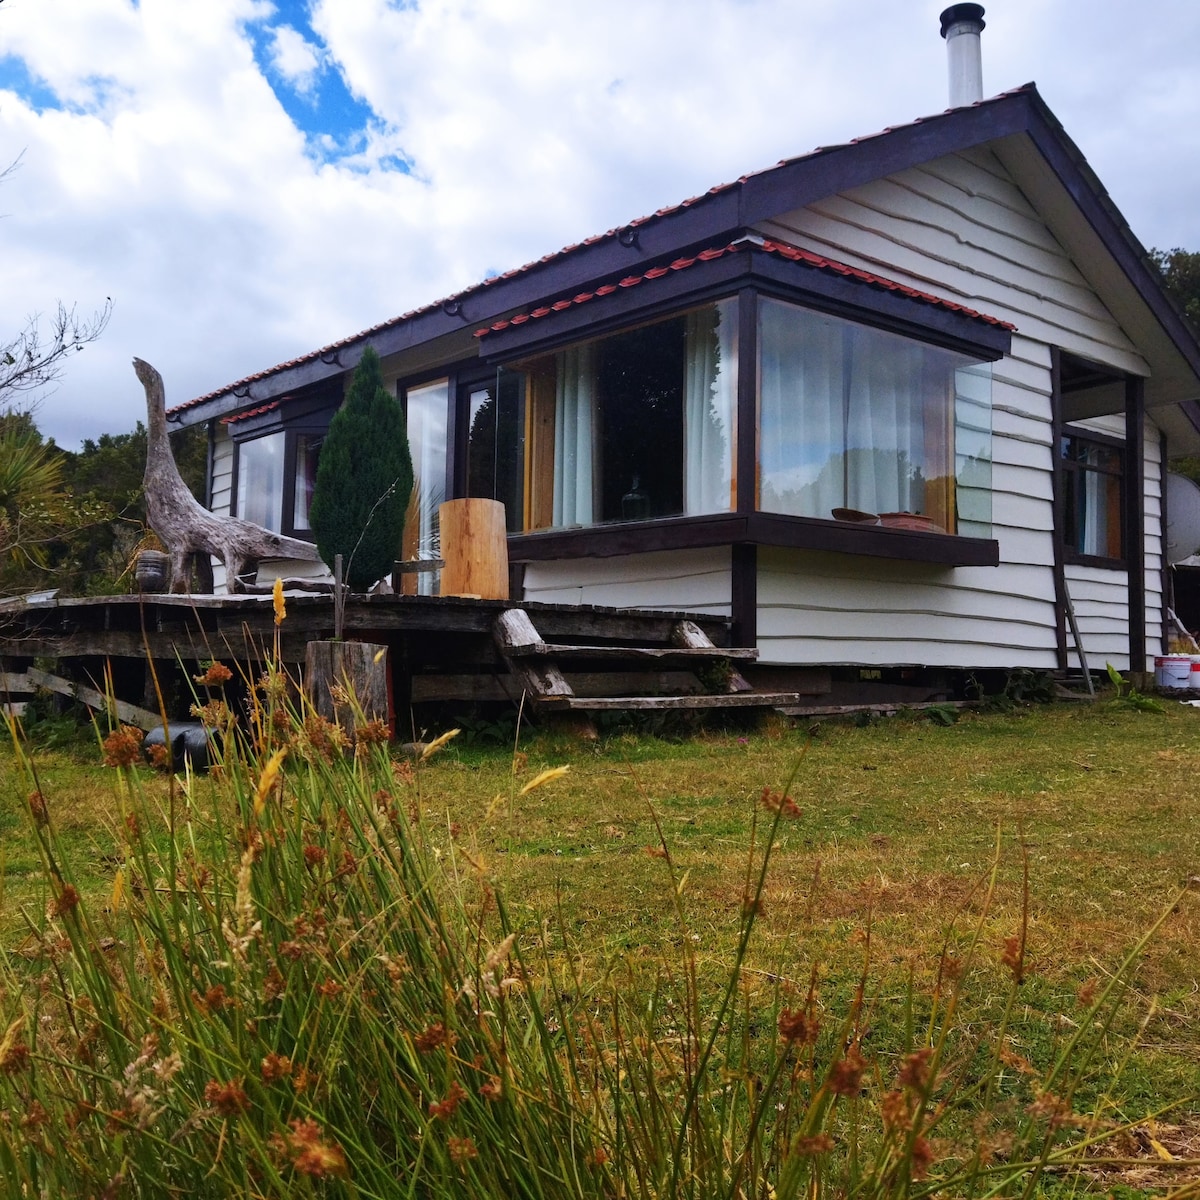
[[492, 609, 802, 713]]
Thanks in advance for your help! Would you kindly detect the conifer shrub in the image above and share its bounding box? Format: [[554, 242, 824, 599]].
[[309, 346, 413, 591]]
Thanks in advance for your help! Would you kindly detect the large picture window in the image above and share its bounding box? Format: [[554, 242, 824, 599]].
[[758, 297, 990, 534], [529, 299, 737, 529]]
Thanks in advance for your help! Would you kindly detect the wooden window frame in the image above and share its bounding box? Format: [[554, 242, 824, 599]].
[[1060, 425, 1126, 569]]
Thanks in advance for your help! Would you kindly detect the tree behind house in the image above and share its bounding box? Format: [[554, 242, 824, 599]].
[[310, 346, 413, 591], [1150, 247, 1200, 329]]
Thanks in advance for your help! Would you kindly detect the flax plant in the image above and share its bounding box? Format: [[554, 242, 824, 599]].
[[0, 642, 1193, 1196]]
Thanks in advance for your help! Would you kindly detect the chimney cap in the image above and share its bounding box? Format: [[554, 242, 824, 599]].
[[940, 4, 985, 38]]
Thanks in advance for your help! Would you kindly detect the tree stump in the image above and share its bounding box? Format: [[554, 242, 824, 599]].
[[439, 498, 508, 599], [304, 641, 390, 736]]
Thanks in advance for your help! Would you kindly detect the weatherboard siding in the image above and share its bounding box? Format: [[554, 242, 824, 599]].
[[756, 146, 1148, 376], [209, 426, 235, 593], [522, 548, 732, 615], [748, 146, 1164, 669]]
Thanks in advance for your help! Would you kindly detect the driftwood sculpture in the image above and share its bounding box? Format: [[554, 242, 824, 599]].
[[135, 357, 324, 592]]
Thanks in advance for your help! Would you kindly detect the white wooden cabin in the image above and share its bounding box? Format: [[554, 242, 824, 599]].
[[169, 81, 1200, 689]]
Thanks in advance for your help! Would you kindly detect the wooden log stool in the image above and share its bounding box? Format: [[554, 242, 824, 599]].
[[438, 498, 509, 600]]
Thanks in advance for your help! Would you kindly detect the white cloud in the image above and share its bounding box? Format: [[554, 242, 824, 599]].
[[0, 0, 1196, 448], [268, 24, 324, 95]]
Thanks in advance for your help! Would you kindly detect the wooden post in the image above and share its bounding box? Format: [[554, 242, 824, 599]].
[[439, 499, 509, 599], [305, 641, 390, 733]]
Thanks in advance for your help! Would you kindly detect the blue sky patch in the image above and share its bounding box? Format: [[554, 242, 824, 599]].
[[244, 6, 381, 162], [0, 55, 65, 112]]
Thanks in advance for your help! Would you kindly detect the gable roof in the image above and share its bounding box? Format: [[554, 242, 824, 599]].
[[168, 83, 1200, 436]]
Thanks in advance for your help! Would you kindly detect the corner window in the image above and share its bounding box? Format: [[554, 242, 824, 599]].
[[525, 299, 737, 530], [758, 297, 991, 534], [1062, 433, 1123, 563]]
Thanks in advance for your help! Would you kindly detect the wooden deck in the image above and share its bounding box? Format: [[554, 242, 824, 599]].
[[0, 590, 806, 726]]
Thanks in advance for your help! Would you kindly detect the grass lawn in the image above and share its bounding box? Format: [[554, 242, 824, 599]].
[[2, 696, 1199, 1192]]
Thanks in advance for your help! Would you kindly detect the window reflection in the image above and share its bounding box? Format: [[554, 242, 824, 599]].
[[235, 432, 285, 533]]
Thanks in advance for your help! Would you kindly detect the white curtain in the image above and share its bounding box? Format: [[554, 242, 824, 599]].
[[553, 343, 596, 526], [759, 300, 947, 520], [845, 332, 925, 515], [235, 432, 285, 532], [759, 300, 844, 518], [684, 301, 736, 514]]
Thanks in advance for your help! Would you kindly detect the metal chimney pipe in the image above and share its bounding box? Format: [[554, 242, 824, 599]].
[[940, 4, 985, 107]]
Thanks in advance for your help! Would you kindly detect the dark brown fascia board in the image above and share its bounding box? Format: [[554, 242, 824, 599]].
[[478, 246, 1012, 363], [735, 91, 1040, 228], [508, 512, 999, 568], [176, 85, 1199, 430]]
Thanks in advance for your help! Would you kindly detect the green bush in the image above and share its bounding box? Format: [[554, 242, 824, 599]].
[[310, 346, 413, 591]]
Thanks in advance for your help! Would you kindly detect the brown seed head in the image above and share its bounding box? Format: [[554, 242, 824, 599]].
[[760, 786, 802, 818], [52, 884, 80, 917], [428, 1080, 466, 1121], [193, 662, 233, 688], [897, 1047, 933, 1091], [448, 1136, 478, 1164], [102, 726, 144, 768], [288, 1117, 347, 1178], [27, 791, 48, 827], [910, 1135, 935, 1180], [261, 1053, 292, 1083], [204, 1078, 249, 1116], [777, 1007, 819, 1045], [792, 1133, 834, 1157], [415, 1022, 456, 1054], [828, 1046, 867, 1096]]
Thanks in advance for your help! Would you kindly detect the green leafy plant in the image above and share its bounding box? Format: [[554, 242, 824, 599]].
[[924, 702, 960, 726], [309, 345, 413, 591], [1104, 661, 1164, 713]]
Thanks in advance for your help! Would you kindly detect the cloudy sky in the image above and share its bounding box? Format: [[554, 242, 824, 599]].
[[2, 0, 1199, 448]]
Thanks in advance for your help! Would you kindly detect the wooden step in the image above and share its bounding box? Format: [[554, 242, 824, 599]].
[[555, 692, 802, 712], [503, 643, 758, 662]]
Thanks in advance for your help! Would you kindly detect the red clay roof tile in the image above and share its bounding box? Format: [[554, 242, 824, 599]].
[[221, 400, 280, 424], [471, 239, 1015, 339]]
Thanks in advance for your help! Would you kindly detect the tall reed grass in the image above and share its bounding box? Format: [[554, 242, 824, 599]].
[[0, 652, 1191, 1197]]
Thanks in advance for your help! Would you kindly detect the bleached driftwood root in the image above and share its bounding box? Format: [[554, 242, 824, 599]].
[[135, 357, 323, 592]]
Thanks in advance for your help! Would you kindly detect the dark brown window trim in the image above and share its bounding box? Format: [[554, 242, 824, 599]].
[[508, 511, 999, 568], [1063, 550, 1126, 571], [1060, 423, 1127, 570]]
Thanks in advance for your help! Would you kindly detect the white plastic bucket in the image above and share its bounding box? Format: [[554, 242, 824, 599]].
[[1161, 655, 1192, 687], [1191, 662, 1200, 690], [1155, 656, 1167, 687]]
